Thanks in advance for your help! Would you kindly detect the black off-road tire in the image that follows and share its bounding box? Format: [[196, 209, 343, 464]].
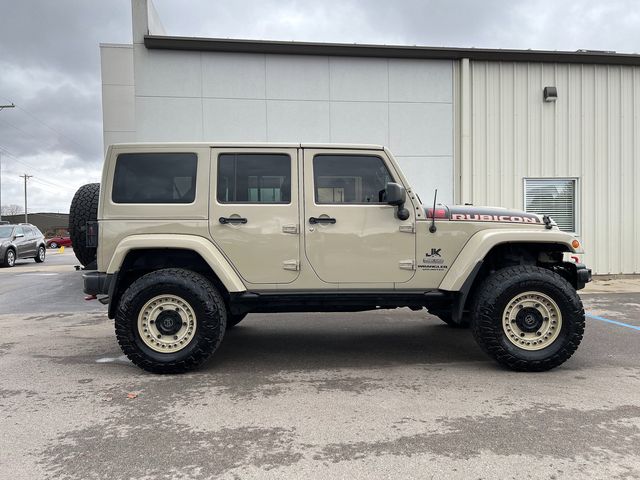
[[227, 313, 247, 328], [34, 245, 46, 263], [471, 265, 585, 372], [115, 268, 227, 374], [69, 183, 99, 268]]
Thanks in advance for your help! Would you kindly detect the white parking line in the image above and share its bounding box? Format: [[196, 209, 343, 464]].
[[17, 273, 60, 276]]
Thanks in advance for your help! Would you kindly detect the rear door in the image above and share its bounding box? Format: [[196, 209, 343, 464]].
[[209, 147, 300, 285], [24, 226, 38, 256], [303, 148, 416, 284]]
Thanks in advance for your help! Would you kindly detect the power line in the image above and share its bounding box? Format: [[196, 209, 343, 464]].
[[0, 97, 87, 152], [0, 144, 79, 191]]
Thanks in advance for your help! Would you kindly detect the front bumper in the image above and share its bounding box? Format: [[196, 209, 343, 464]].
[[83, 271, 113, 296], [575, 263, 592, 290]]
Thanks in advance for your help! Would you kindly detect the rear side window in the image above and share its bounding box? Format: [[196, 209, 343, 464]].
[[313, 154, 393, 204], [217, 153, 291, 204], [112, 153, 197, 204]]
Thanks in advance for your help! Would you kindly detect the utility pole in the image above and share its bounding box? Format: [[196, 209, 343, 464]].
[[0, 102, 16, 222], [20, 174, 32, 224], [0, 151, 2, 222]]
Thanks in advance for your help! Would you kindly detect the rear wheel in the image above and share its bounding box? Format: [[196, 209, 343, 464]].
[[115, 268, 227, 373], [34, 246, 46, 263], [471, 265, 585, 371], [49, 242, 58, 249]]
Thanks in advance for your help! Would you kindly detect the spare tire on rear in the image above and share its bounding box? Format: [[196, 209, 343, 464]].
[[69, 183, 100, 269]]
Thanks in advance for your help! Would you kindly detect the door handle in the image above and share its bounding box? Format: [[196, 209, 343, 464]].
[[309, 216, 336, 225], [219, 217, 248, 225]]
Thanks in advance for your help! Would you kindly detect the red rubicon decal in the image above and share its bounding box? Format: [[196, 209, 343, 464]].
[[426, 208, 448, 218], [451, 213, 540, 223]]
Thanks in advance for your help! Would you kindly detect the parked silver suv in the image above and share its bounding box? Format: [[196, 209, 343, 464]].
[[0, 223, 47, 267]]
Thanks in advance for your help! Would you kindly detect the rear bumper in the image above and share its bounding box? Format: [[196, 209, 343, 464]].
[[83, 271, 113, 296], [575, 263, 592, 290]]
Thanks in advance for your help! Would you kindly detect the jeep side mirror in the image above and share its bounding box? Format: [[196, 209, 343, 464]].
[[385, 182, 405, 206], [385, 182, 410, 220]]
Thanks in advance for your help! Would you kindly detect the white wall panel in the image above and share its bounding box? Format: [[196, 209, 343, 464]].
[[135, 97, 203, 141], [466, 61, 640, 274], [266, 100, 330, 142], [134, 48, 202, 97], [329, 102, 388, 145], [202, 53, 265, 99], [389, 103, 453, 156], [100, 45, 134, 86], [395, 156, 453, 204], [203, 98, 266, 141], [100, 45, 135, 152], [330, 57, 388, 101], [389, 59, 452, 102], [266, 55, 329, 100], [102, 85, 135, 132]]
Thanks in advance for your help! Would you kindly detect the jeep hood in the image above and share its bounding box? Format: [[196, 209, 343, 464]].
[[426, 205, 547, 226]]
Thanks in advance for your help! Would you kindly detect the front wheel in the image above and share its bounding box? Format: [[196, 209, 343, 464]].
[[49, 242, 58, 249], [471, 265, 585, 372], [115, 268, 227, 373], [2, 249, 16, 268]]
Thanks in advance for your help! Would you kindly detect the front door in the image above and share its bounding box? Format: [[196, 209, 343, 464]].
[[303, 149, 416, 284], [13, 226, 29, 258], [209, 147, 300, 285]]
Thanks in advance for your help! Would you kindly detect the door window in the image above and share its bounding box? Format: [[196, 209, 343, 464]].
[[313, 155, 393, 204], [112, 152, 197, 204], [14, 226, 24, 237], [217, 153, 291, 204]]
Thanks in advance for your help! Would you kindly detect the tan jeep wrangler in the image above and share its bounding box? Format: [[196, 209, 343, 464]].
[[75, 143, 591, 373]]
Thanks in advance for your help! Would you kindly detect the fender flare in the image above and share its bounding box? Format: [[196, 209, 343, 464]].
[[439, 229, 581, 292], [106, 234, 246, 293]]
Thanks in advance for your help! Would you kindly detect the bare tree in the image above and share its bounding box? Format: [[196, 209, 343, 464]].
[[1, 204, 24, 216]]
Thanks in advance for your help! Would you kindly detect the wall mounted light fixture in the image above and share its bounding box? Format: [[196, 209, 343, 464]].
[[543, 86, 558, 102]]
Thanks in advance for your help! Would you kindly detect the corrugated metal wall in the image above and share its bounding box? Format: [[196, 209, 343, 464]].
[[462, 61, 640, 274]]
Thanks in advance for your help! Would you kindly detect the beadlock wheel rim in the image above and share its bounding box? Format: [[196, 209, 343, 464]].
[[502, 291, 562, 351], [137, 294, 197, 353]]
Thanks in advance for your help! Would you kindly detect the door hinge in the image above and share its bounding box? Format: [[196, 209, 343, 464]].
[[399, 223, 415, 233], [399, 259, 416, 270], [282, 259, 300, 271], [282, 224, 299, 234]]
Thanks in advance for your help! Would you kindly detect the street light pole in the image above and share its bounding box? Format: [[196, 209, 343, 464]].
[[0, 102, 16, 222]]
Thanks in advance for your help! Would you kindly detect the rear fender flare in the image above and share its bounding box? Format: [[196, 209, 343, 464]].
[[107, 234, 246, 293]]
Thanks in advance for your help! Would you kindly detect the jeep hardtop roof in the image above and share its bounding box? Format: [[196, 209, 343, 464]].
[[108, 142, 385, 150]]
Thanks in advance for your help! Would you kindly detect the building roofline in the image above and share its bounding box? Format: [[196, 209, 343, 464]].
[[144, 35, 640, 65]]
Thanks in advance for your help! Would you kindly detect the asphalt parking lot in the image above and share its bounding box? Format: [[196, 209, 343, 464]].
[[1, 249, 639, 479]]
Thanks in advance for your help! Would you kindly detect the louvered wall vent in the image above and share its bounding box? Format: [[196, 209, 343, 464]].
[[524, 178, 577, 233]]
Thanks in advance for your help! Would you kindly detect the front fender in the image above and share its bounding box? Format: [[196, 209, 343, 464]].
[[106, 234, 246, 293], [439, 229, 582, 292]]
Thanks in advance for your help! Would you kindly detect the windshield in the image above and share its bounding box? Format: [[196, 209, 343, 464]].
[[0, 226, 14, 238]]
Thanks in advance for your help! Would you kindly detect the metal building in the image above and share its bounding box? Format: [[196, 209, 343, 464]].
[[100, 0, 640, 274]]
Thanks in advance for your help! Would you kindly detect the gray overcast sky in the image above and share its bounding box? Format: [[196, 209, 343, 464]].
[[1, 0, 639, 213]]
